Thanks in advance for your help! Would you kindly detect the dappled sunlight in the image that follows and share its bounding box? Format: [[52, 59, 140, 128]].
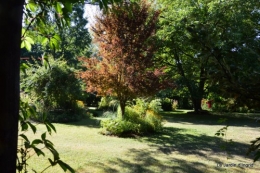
[[77, 147, 257, 173], [25, 111, 260, 173]]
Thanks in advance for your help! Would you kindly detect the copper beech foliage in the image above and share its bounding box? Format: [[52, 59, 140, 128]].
[[79, 0, 173, 116]]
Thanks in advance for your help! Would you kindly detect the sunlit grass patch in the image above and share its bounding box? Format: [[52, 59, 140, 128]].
[[26, 111, 260, 173]]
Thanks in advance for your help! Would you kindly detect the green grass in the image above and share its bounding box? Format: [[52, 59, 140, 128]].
[[23, 110, 260, 173]]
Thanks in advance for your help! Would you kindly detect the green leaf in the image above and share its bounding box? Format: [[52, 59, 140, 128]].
[[24, 40, 32, 51], [24, 141, 31, 149], [31, 139, 43, 145], [26, 36, 34, 44], [20, 63, 29, 74], [41, 37, 49, 45], [19, 134, 30, 143], [48, 158, 57, 166], [27, 2, 37, 12], [57, 160, 75, 173], [27, 122, 37, 134], [45, 140, 55, 149], [22, 28, 26, 35], [33, 147, 45, 156], [21, 122, 29, 131], [43, 112, 47, 121], [46, 124, 52, 135], [41, 132, 46, 141], [45, 122, 57, 135], [64, 2, 72, 13], [27, 105, 35, 115], [19, 114, 24, 121], [48, 147, 60, 160], [56, 2, 63, 14], [53, 34, 61, 41], [21, 40, 25, 49], [47, 123, 57, 133], [42, 54, 50, 69]]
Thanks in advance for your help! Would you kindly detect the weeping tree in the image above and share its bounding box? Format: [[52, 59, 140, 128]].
[[80, 0, 172, 118]]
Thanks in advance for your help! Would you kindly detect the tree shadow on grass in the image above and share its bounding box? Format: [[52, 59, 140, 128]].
[[63, 109, 116, 128], [77, 126, 258, 173], [161, 112, 260, 128], [140, 127, 252, 159], [106, 149, 211, 173], [80, 149, 216, 173], [63, 117, 101, 128], [80, 147, 238, 173]]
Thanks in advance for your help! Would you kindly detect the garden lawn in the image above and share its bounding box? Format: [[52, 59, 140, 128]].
[[24, 110, 260, 173]]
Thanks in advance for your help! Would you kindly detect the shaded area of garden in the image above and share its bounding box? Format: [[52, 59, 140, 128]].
[[75, 112, 260, 173], [81, 149, 216, 173], [161, 111, 260, 128], [141, 127, 250, 158]]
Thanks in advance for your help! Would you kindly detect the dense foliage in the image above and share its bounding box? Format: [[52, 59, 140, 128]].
[[100, 98, 163, 136], [22, 3, 92, 67], [98, 96, 119, 111], [21, 57, 86, 122], [157, 0, 260, 111]]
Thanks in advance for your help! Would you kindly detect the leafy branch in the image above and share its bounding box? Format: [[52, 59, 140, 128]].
[[215, 118, 234, 160], [17, 101, 75, 173]]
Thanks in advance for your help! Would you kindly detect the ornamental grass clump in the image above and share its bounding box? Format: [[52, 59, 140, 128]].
[[100, 98, 163, 136]]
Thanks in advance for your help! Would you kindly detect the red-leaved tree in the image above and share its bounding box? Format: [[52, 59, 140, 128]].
[[80, 0, 172, 118]]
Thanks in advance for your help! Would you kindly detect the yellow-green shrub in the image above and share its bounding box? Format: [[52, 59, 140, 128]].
[[100, 98, 163, 136]]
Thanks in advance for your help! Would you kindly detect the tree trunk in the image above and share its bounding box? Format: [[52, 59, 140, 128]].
[[173, 49, 208, 113], [0, 1, 24, 172], [119, 101, 126, 119], [192, 98, 202, 112]]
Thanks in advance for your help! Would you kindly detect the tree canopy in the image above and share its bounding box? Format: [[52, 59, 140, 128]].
[[80, 0, 172, 117], [21, 3, 92, 67], [157, 0, 260, 111]]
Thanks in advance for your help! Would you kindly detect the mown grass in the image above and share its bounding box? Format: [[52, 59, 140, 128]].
[[24, 110, 260, 173]]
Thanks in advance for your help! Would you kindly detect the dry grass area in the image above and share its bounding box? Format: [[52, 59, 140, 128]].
[[25, 110, 260, 173]]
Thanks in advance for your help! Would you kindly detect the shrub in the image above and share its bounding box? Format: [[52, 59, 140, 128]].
[[98, 96, 118, 111], [21, 56, 86, 122], [144, 109, 163, 131], [161, 98, 172, 111], [48, 104, 86, 123], [148, 99, 163, 113], [100, 98, 163, 136], [100, 118, 139, 136], [103, 111, 117, 119], [172, 99, 178, 111]]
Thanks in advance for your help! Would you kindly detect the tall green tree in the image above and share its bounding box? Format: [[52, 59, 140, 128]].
[[0, 0, 121, 172], [21, 3, 92, 66], [59, 4, 92, 65], [157, 0, 260, 112], [157, 0, 212, 112]]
